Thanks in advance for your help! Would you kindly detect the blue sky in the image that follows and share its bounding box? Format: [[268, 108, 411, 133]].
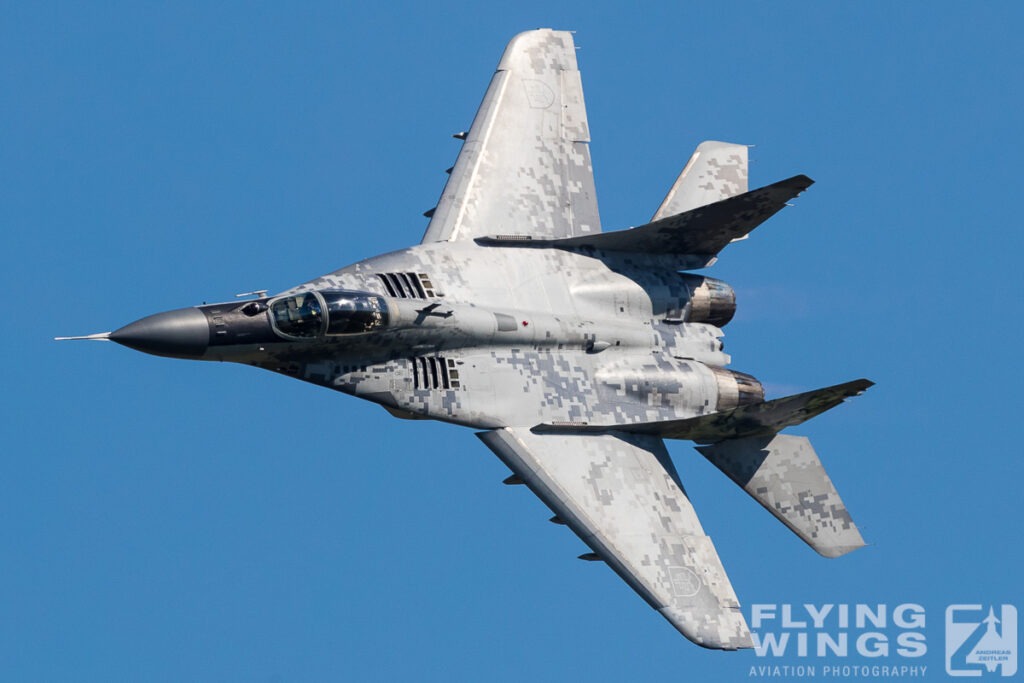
[[2, 2, 1022, 680]]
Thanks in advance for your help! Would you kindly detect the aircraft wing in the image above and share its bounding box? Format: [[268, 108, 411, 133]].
[[421, 29, 601, 244], [477, 428, 753, 649]]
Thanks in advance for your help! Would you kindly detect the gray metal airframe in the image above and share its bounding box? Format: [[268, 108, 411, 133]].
[[60, 29, 871, 650]]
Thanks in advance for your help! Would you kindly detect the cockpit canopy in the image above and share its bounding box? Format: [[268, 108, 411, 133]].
[[268, 290, 389, 340], [322, 290, 390, 335]]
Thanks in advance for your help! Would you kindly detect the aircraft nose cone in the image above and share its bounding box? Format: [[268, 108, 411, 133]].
[[109, 307, 210, 358]]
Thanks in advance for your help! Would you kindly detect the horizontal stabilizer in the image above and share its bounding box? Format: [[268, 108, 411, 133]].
[[510, 175, 813, 260], [534, 379, 872, 443], [696, 434, 865, 557]]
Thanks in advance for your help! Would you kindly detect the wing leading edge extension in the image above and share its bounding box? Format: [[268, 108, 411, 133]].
[[422, 29, 601, 244], [477, 428, 753, 650]]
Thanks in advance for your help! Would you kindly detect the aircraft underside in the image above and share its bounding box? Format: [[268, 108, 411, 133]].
[[59, 28, 871, 650]]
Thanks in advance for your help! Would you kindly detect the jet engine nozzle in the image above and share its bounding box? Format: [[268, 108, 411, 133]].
[[109, 307, 210, 358], [709, 366, 764, 411], [686, 277, 736, 327]]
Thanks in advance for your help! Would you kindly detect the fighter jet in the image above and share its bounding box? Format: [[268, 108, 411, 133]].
[[58, 29, 871, 650]]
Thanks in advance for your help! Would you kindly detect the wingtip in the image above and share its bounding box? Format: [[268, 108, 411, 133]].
[[791, 173, 815, 189], [830, 378, 873, 396], [659, 605, 754, 650], [848, 378, 875, 394], [768, 174, 814, 195], [815, 539, 868, 559]]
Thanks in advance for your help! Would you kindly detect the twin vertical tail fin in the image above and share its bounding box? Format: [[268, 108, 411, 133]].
[[697, 434, 865, 557], [653, 144, 859, 555], [653, 141, 750, 220]]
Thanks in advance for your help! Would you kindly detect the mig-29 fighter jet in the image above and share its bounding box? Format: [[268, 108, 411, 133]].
[[59, 29, 871, 650]]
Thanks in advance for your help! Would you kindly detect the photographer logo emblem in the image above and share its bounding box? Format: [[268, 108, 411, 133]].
[[946, 605, 1017, 676]]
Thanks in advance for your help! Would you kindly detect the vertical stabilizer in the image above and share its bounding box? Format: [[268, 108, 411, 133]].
[[653, 141, 748, 220], [696, 434, 865, 558]]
